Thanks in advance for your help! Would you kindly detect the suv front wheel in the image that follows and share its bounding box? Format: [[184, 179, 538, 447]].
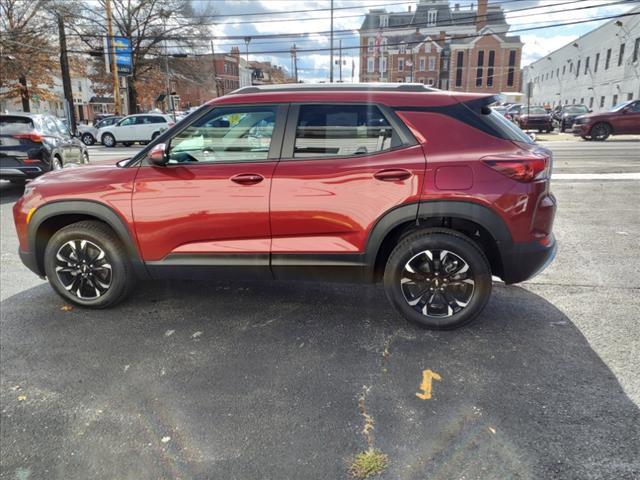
[[383, 229, 492, 330], [43, 220, 134, 308]]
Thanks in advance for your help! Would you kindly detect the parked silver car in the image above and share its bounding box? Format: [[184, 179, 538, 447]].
[[77, 116, 122, 145]]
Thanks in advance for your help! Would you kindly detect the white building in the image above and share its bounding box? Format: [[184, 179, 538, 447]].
[[238, 57, 252, 88], [521, 6, 640, 112]]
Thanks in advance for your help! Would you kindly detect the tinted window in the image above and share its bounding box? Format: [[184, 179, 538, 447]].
[[0, 116, 34, 134], [293, 104, 396, 158], [150, 116, 166, 124], [481, 108, 534, 144], [527, 107, 547, 114], [167, 105, 277, 164]]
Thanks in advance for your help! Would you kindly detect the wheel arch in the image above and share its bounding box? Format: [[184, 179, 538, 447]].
[[590, 120, 613, 135], [365, 201, 512, 282], [28, 200, 147, 278]]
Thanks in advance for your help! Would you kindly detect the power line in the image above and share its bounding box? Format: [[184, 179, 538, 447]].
[[59, 0, 619, 42]]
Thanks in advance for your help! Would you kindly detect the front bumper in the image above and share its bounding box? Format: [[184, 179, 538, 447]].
[[500, 235, 557, 284], [19, 249, 44, 277], [573, 123, 590, 136]]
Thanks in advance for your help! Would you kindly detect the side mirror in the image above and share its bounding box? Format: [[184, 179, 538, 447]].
[[148, 143, 168, 166]]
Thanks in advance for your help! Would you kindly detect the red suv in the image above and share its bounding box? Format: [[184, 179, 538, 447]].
[[573, 99, 640, 140], [13, 84, 557, 329]]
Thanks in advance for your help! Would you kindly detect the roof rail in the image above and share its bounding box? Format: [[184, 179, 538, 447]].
[[231, 83, 439, 95]]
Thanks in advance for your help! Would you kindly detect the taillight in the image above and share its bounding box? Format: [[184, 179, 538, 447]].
[[482, 152, 551, 182], [12, 132, 43, 143]]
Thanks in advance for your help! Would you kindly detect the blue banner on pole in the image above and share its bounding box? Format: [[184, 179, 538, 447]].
[[110, 36, 132, 75]]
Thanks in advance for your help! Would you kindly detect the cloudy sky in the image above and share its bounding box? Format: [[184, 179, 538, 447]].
[[195, 0, 638, 82]]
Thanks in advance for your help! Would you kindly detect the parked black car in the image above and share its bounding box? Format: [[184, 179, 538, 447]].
[[0, 113, 89, 184], [552, 104, 591, 132]]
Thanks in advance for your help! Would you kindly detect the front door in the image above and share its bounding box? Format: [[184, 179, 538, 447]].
[[113, 116, 136, 141], [618, 101, 640, 134], [132, 103, 286, 279], [269, 103, 426, 281]]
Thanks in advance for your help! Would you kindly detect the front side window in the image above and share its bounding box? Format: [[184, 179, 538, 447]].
[[293, 104, 397, 158], [119, 117, 136, 127], [167, 105, 277, 164]]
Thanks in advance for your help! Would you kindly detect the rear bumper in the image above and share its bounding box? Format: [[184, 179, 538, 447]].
[[500, 235, 557, 284], [19, 249, 44, 277], [0, 166, 44, 179]]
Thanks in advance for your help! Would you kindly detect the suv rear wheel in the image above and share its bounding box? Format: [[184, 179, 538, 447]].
[[43, 220, 134, 308], [383, 229, 492, 329]]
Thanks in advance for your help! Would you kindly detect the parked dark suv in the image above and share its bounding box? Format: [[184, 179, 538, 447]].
[[13, 84, 557, 329], [551, 104, 590, 132], [1, 113, 89, 184]]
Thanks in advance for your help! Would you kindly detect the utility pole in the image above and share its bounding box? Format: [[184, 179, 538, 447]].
[[57, 13, 77, 134], [329, 0, 334, 83], [211, 40, 220, 97], [338, 39, 342, 83], [291, 44, 298, 83], [105, 0, 121, 115]]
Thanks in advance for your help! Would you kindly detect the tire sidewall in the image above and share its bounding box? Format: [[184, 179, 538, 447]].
[[44, 226, 129, 308], [81, 133, 94, 145], [384, 232, 492, 329], [102, 133, 116, 147]]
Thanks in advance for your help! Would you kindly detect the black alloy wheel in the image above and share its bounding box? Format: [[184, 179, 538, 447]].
[[590, 122, 611, 141], [44, 220, 134, 308], [384, 229, 492, 330]]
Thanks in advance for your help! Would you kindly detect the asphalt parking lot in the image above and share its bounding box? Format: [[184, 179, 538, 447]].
[[1, 140, 639, 479]]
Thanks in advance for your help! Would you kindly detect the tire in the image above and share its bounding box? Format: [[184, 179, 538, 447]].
[[81, 133, 95, 145], [51, 155, 63, 171], [102, 132, 116, 147], [43, 220, 135, 308], [383, 228, 492, 330], [560, 122, 565, 133], [581, 136, 592, 141], [9, 179, 26, 185], [151, 132, 160, 141], [82, 151, 90, 164], [123, 142, 133, 147], [590, 122, 611, 141]]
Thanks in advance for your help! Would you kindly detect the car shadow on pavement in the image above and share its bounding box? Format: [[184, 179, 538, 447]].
[[1, 281, 638, 480]]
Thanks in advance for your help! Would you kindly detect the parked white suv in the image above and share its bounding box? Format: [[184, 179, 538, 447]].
[[98, 113, 174, 147]]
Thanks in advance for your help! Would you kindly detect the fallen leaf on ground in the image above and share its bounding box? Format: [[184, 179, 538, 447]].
[[164, 329, 175, 337], [17, 395, 27, 401], [61, 305, 73, 312], [161, 436, 171, 443], [489, 427, 496, 434], [192, 331, 202, 339]]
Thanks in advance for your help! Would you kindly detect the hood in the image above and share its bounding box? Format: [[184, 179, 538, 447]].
[[29, 159, 124, 187]]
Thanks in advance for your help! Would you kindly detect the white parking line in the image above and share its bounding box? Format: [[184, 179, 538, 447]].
[[553, 173, 640, 180]]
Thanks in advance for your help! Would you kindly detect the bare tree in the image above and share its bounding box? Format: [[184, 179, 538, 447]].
[[69, 0, 214, 113], [0, 0, 59, 111]]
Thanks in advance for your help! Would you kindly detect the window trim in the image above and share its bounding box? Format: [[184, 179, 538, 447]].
[[279, 102, 418, 162]]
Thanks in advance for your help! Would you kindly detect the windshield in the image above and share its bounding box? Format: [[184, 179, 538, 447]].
[[564, 105, 588, 114], [611, 101, 633, 112], [526, 107, 547, 115]]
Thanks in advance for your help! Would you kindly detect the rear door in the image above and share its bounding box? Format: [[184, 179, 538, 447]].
[[269, 103, 425, 280]]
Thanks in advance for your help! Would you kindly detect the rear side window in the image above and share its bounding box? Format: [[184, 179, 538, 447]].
[[0, 116, 34, 134], [480, 107, 534, 144], [293, 104, 398, 158], [150, 116, 167, 124]]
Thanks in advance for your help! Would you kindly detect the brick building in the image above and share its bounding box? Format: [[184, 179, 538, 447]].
[[359, 0, 522, 94]]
